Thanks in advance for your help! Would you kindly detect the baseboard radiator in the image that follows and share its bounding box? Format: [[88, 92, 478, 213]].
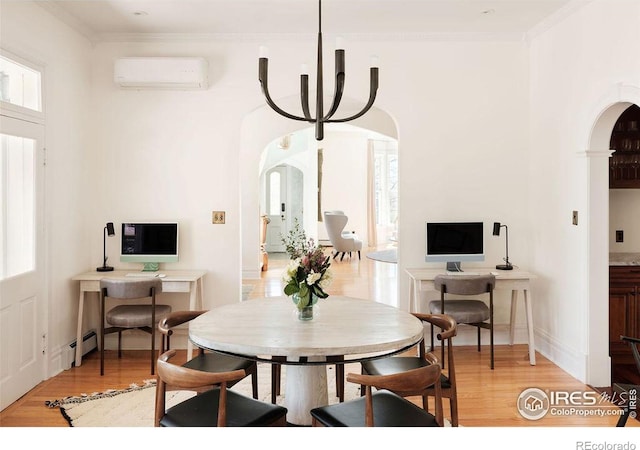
[[62, 329, 97, 369]]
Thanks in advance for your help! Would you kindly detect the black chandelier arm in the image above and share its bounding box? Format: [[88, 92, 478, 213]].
[[300, 74, 312, 120], [323, 49, 346, 121], [259, 57, 309, 122], [326, 67, 378, 123]]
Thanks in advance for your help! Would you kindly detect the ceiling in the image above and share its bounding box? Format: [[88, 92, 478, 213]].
[[36, 0, 577, 41]]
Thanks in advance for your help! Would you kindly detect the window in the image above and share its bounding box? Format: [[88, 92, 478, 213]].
[[0, 133, 36, 279], [269, 171, 281, 216], [0, 52, 43, 280], [373, 140, 398, 228], [0, 53, 42, 113]]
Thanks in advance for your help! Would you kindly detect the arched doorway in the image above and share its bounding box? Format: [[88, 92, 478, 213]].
[[240, 98, 398, 281], [586, 84, 640, 387]]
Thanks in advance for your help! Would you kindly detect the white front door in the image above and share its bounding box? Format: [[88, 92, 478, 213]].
[[0, 115, 46, 411], [264, 165, 304, 253], [265, 166, 288, 253]]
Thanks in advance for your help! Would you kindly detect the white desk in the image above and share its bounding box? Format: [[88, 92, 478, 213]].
[[405, 268, 537, 365], [71, 269, 206, 367], [189, 296, 423, 425]]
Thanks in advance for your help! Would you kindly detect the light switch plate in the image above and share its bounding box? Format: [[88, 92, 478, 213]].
[[212, 211, 225, 224]]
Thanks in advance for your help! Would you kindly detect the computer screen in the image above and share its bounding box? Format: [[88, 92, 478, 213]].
[[120, 222, 179, 271], [425, 222, 484, 271]]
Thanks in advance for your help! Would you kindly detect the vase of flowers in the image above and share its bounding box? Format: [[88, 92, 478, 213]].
[[281, 220, 332, 320]]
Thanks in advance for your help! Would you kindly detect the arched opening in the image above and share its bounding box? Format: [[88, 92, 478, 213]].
[[586, 84, 640, 387], [240, 98, 399, 286]]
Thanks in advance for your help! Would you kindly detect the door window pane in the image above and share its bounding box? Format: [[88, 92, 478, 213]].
[[269, 171, 281, 216], [0, 55, 42, 112], [1, 133, 35, 279]]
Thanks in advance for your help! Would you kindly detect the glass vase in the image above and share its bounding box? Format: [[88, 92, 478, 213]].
[[292, 292, 318, 321], [298, 305, 314, 321]]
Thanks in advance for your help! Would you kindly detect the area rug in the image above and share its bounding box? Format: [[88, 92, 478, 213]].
[[366, 248, 397, 264], [45, 363, 358, 427]]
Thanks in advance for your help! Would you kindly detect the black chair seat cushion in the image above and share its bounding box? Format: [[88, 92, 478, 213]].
[[182, 352, 255, 373], [106, 304, 172, 328], [428, 299, 489, 324], [159, 388, 287, 427], [362, 357, 451, 389], [310, 390, 440, 427]]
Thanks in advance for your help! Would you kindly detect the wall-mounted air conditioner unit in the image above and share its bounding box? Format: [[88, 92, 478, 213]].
[[114, 57, 208, 90]]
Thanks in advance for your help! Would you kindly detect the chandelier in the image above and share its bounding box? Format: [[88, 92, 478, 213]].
[[258, 0, 379, 141]]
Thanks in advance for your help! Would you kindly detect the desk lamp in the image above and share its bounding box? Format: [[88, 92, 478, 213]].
[[97, 222, 116, 272], [492, 222, 513, 270]]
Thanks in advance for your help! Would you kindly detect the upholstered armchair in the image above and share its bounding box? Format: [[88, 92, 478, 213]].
[[323, 211, 363, 260]]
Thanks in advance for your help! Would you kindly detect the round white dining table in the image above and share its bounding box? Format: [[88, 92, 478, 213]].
[[189, 296, 424, 425]]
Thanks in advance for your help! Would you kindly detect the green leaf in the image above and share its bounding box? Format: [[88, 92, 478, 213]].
[[284, 283, 299, 296]]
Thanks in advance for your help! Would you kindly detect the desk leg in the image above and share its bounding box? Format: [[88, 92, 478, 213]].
[[509, 290, 518, 345], [186, 280, 199, 360], [197, 277, 204, 310], [524, 289, 536, 365], [284, 364, 328, 426], [74, 291, 86, 367], [411, 280, 419, 313]]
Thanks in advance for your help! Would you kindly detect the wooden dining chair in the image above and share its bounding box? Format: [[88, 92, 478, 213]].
[[158, 310, 259, 399], [310, 364, 443, 427], [154, 350, 287, 427], [360, 313, 459, 426]]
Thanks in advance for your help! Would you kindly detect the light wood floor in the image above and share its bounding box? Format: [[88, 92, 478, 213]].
[[1, 246, 637, 431]]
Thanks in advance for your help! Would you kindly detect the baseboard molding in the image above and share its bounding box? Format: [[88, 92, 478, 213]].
[[534, 328, 587, 383]]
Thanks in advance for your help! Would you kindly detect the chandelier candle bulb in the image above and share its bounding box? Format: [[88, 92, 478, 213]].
[[335, 36, 344, 50], [371, 56, 380, 68], [259, 46, 269, 58], [300, 64, 309, 75]]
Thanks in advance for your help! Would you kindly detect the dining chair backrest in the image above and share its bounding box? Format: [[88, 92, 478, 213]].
[[100, 277, 163, 299], [434, 274, 495, 296]]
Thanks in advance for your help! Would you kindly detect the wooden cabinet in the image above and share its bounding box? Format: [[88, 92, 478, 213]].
[[610, 104, 640, 188], [609, 266, 640, 385]]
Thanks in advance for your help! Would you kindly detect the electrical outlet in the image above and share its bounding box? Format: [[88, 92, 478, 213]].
[[616, 230, 624, 243], [572, 211, 578, 226], [212, 211, 225, 224]]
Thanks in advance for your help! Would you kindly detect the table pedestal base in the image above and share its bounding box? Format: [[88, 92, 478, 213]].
[[284, 365, 328, 426]]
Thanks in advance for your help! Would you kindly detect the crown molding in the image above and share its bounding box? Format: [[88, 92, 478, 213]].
[[88, 31, 527, 44], [525, 0, 595, 42]]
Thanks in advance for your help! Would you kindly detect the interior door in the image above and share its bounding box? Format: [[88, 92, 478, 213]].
[[0, 115, 46, 411], [265, 166, 287, 252]]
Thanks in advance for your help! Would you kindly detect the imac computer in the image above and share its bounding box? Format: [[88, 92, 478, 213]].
[[425, 222, 484, 272], [120, 222, 179, 272]]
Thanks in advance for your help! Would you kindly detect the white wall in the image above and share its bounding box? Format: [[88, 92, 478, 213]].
[[528, 0, 640, 384], [0, 2, 93, 375]]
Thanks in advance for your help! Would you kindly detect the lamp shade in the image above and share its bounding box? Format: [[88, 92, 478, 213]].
[[492, 222, 501, 236]]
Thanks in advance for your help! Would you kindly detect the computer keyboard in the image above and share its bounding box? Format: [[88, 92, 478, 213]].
[[125, 272, 165, 278]]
